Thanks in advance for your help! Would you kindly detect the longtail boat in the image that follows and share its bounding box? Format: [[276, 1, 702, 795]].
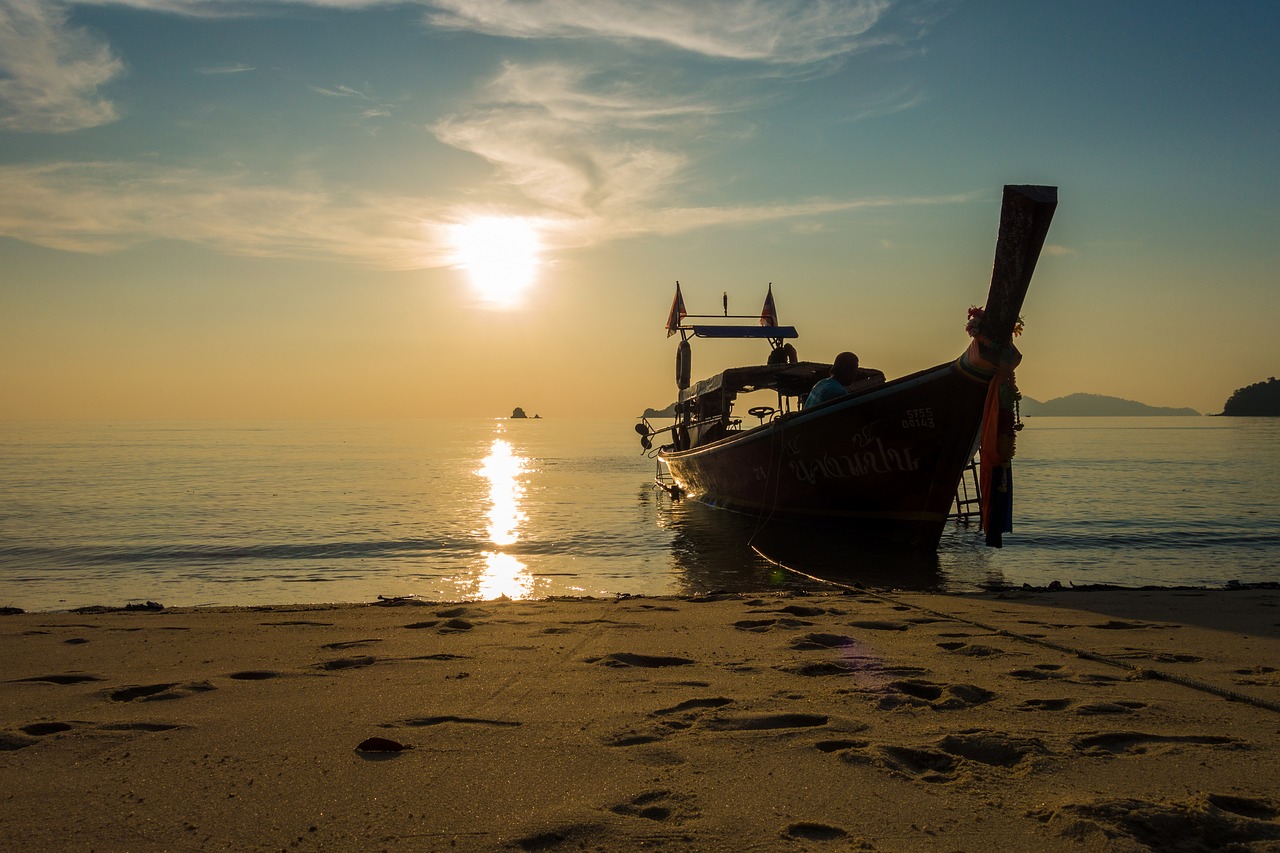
[[635, 185, 1058, 549]]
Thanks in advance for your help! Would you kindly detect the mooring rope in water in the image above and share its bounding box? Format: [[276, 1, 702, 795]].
[[751, 547, 1280, 716]]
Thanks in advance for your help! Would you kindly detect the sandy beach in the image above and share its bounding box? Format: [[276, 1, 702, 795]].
[[2, 587, 1279, 851]]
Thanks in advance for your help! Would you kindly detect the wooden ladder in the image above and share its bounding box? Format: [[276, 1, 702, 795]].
[[952, 458, 982, 523]]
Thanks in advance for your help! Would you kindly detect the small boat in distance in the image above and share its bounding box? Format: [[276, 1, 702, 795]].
[[635, 185, 1058, 549]]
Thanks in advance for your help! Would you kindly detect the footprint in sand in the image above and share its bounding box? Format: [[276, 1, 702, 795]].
[[0, 732, 39, 751], [511, 824, 602, 852], [390, 715, 521, 728], [607, 704, 826, 748], [97, 722, 184, 733], [10, 673, 103, 685], [1119, 651, 1203, 663], [610, 790, 699, 824], [781, 821, 849, 842], [313, 656, 377, 671], [779, 660, 869, 677], [735, 617, 816, 632], [813, 738, 870, 753], [1009, 663, 1065, 680], [585, 652, 695, 668], [768, 605, 829, 618], [322, 638, 383, 650], [1232, 665, 1279, 686], [1019, 697, 1074, 711], [936, 642, 1006, 657], [651, 697, 734, 716], [228, 670, 283, 681], [825, 731, 1045, 782], [936, 731, 1048, 767], [604, 733, 665, 747], [1031, 794, 1280, 849], [1076, 701, 1147, 716], [2, 718, 187, 753], [20, 721, 75, 736], [703, 712, 828, 732], [883, 679, 994, 710], [435, 606, 489, 620], [789, 633, 855, 650], [847, 620, 911, 631], [1072, 731, 1243, 755], [874, 745, 959, 782], [108, 682, 215, 702]]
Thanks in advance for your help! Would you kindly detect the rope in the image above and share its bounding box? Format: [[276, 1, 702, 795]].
[[752, 547, 1280, 716]]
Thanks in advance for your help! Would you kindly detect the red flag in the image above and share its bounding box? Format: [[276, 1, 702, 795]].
[[760, 284, 778, 326], [665, 282, 687, 337]]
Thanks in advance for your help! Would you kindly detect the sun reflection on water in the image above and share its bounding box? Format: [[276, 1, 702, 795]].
[[474, 437, 533, 599]]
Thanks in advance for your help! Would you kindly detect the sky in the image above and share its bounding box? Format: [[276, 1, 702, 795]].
[[1, 0, 1277, 419]]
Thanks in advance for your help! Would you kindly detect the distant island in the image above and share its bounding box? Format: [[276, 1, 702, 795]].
[[1016, 393, 1200, 417], [1220, 378, 1280, 416], [510, 408, 542, 419], [642, 404, 677, 419]]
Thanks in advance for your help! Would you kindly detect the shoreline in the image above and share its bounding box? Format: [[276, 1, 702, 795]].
[[3, 588, 1279, 850], [4, 577, 1277, 617]]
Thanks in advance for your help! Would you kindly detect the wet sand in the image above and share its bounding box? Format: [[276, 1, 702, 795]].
[[2, 588, 1279, 851]]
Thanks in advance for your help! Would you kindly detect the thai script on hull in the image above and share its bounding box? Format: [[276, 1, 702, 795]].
[[787, 436, 921, 484]]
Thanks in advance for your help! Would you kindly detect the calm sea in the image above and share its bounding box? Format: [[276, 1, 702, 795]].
[[1, 417, 1277, 612]]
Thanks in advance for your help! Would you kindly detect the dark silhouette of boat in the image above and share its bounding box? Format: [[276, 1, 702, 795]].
[[635, 185, 1057, 549]]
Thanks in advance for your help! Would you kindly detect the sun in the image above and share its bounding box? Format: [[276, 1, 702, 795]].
[[450, 216, 542, 306]]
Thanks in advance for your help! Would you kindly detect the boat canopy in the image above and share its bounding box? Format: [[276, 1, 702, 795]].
[[688, 325, 798, 339], [678, 361, 830, 404]]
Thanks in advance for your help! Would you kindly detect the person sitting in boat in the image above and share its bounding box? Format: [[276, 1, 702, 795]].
[[804, 351, 859, 408], [767, 343, 798, 365]]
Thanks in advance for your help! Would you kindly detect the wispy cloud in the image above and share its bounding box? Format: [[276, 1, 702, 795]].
[[310, 81, 395, 123], [424, 0, 893, 64], [432, 63, 704, 216], [1, 0, 949, 265], [195, 62, 254, 75], [69, 0, 394, 15], [0, 160, 973, 268], [0, 161, 450, 268], [71, 0, 894, 63], [0, 0, 124, 132]]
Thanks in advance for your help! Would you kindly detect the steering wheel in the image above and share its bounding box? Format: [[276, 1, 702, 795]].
[[747, 405, 776, 422]]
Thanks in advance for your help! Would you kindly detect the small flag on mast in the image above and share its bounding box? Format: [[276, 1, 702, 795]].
[[760, 283, 778, 326], [665, 282, 687, 337]]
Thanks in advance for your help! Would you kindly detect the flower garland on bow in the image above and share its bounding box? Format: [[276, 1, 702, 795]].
[[966, 305, 1024, 339]]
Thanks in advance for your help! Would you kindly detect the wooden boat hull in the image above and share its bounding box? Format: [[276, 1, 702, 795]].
[[660, 360, 987, 548]]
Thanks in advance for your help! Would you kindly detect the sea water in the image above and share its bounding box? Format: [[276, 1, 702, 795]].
[[1, 417, 1277, 611]]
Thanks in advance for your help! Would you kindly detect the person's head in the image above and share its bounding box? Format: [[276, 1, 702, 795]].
[[831, 351, 860, 384]]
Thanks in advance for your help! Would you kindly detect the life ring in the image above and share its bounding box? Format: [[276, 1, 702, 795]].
[[676, 341, 691, 390]]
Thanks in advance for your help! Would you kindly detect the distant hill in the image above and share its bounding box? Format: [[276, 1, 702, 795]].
[[1020, 393, 1200, 417], [1220, 377, 1280, 416], [642, 404, 678, 419]]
